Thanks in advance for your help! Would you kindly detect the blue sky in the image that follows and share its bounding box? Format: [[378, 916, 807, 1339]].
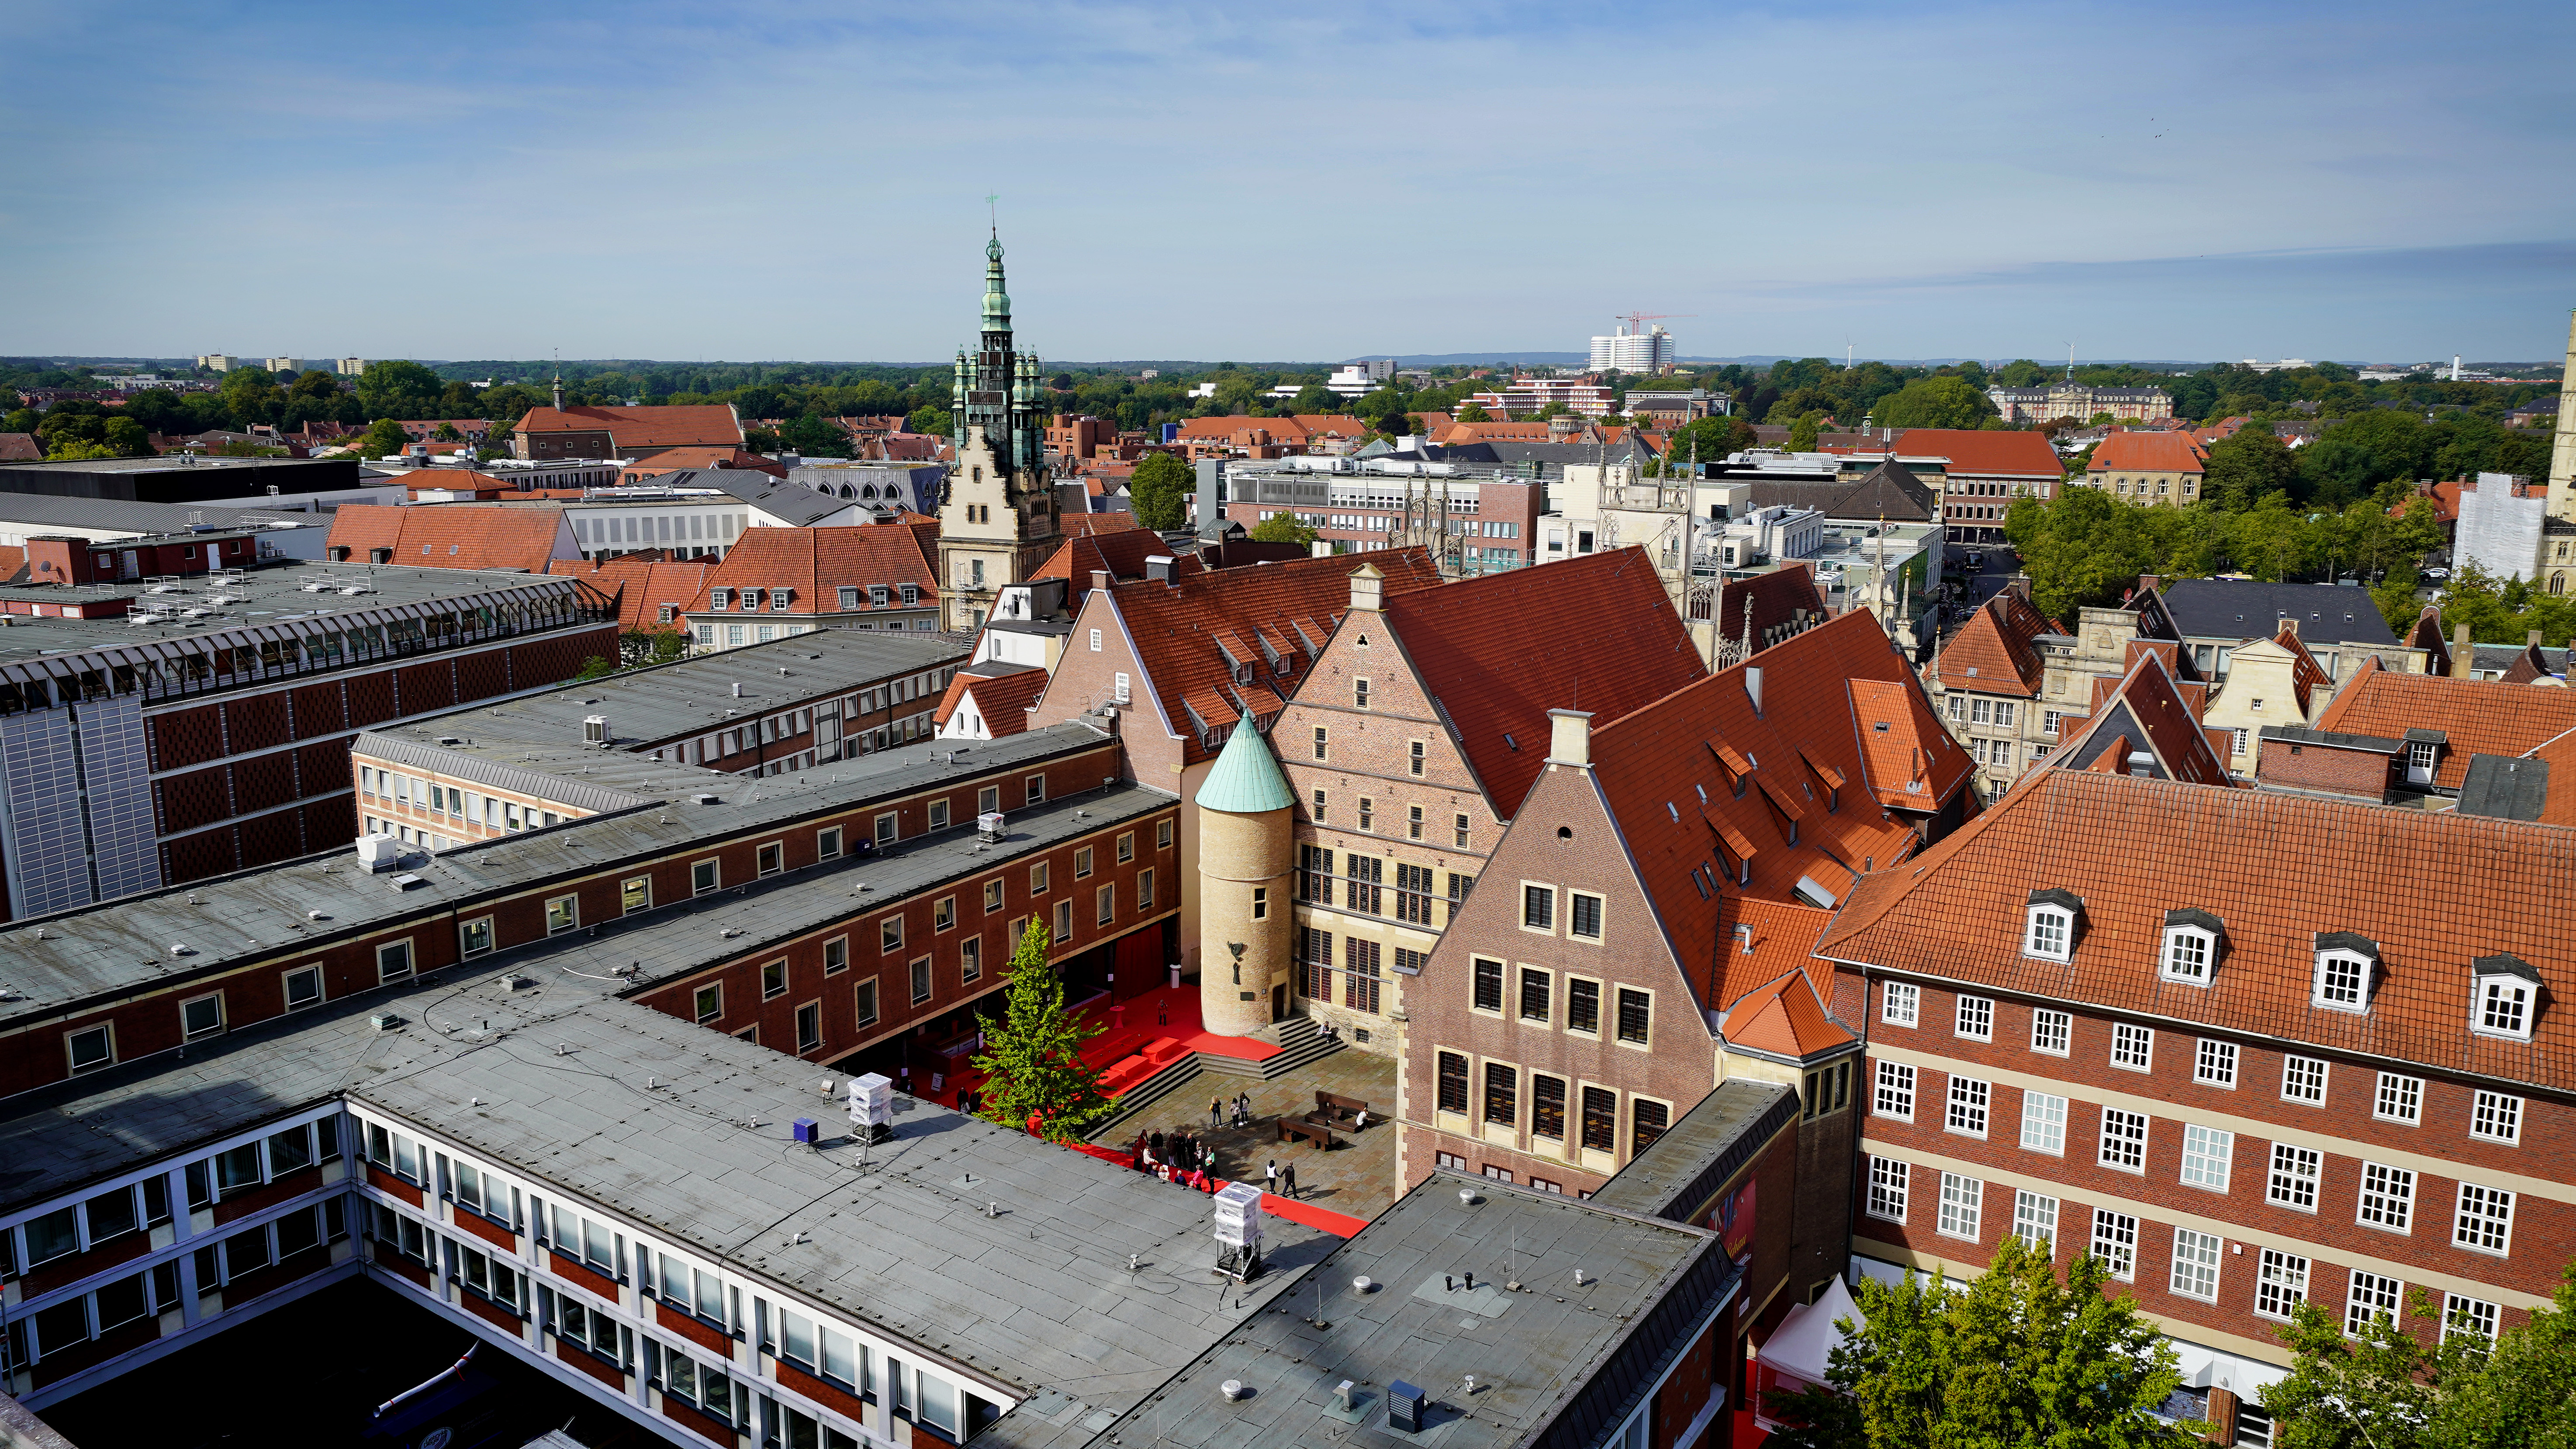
[[2, 1, 2569, 365]]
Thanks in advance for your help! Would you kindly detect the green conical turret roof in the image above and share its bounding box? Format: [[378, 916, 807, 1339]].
[[1194, 723, 1294, 814]]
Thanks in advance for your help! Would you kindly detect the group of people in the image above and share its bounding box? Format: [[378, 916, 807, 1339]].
[[1134, 1127, 1220, 1193], [1210, 1091, 1253, 1130]]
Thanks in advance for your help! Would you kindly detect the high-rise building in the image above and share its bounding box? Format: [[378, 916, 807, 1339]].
[[1589, 323, 1673, 374], [937, 231, 1063, 632]]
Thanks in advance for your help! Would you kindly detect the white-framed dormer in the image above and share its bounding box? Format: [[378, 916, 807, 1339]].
[[2470, 954, 2538, 1042], [2159, 908, 2226, 986], [2024, 888, 2082, 962], [2311, 931, 2378, 1014]]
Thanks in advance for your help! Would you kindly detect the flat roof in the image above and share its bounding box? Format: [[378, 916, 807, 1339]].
[[0, 493, 332, 536], [982, 1172, 1732, 1448], [0, 454, 334, 475], [1587, 1080, 1796, 1222], [0, 561, 583, 671], [0, 770, 1171, 1202], [0, 719, 1130, 1032]]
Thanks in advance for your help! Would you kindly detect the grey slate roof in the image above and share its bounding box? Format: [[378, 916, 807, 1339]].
[[0, 775, 1175, 1212], [2258, 723, 2404, 754], [980, 1173, 1734, 1449], [0, 718, 1120, 1032], [2158, 579, 2398, 647], [2456, 753, 2552, 821], [686, 470, 868, 526], [1587, 1080, 1796, 1222], [0, 492, 331, 536]]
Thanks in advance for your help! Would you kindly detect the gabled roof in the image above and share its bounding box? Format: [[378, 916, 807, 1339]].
[[1936, 590, 2055, 696], [0, 433, 41, 461], [1378, 547, 1702, 819], [1714, 564, 1830, 650], [1587, 609, 1966, 990], [1718, 968, 1856, 1063], [2085, 431, 2207, 474], [323, 502, 569, 573], [2031, 651, 2233, 788], [682, 524, 938, 615], [2159, 578, 2397, 647], [2271, 623, 2336, 714], [2313, 665, 2576, 791], [511, 404, 743, 450], [1817, 764, 2576, 1093], [1063, 512, 1139, 538], [1032, 529, 1207, 586], [934, 660, 1048, 738], [546, 552, 716, 633], [1103, 547, 1445, 766], [1889, 428, 2064, 479], [1848, 678, 1977, 810], [1712, 896, 1840, 1009]]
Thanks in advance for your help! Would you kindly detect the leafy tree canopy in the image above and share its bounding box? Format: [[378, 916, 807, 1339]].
[[2262, 1264, 2576, 1449], [1870, 375, 2001, 430], [968, 919, 1118, 1141], [1248, 512, 1317, 547], [1129, 451, 1192, 530]]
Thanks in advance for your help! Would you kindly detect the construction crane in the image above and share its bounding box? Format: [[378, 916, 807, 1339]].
[[1611, 311, 1696, 332]]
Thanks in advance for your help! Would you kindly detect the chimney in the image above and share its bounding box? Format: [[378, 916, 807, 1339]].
[[2137, 574, 2161, 593], [2127, 749, 2155, 778], [1547, 709, 1593, 768], [2452, 622, 2474, 679], [1310, 540, 1332, 559], [2281, 616, 2299, 639], [1349, 561, 1385, 613], [1745, 664, 1765, 714], [1193, 458, 1226, 532], [1090, 569, 1111, 597], [1145, 555, 1174, 585]]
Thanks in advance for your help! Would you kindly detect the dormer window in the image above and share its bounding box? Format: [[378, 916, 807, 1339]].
[[2024, 888, 2082, 961], [2471, 955, 2538, 1041], [710, 588, 732, 610], [2160, 909, 2225, 986], [2311, 932, 2378, 1013]]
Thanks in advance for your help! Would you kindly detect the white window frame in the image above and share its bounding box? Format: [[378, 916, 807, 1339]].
[[2098, 1107, 2147, 1172], [1936, 1172, 1982, 1241], [1881, 981, 1919, 1027], [1864, 1156, 1909, 1223], [1945, 1076, 1990, 1139], [2452, 1182, 2514, 1256], [2180, 1124, 2234, 1192], [2473, 976, 2535, 1041], [2194, 1038, 2237, 1087], [2110, 1022, 2154, 1072], [1954, 995, 1994, 1042], [2090, 1209, 2138, 1281], [2161, 926, 2215, 985], [2312, 949, 2371, 1013], [1873, 1061, 1915, 1122], [2470, 1090, 2522, 1145], [2024, 906, 2072, 961], [2019, 1090, 2066, 1155], [2012, 1190, 2058, 1250], [2169, 1227, 2222, 1302], [2372, 1072, 2422, 1125], [2254, 1248, 2309, 1321], [2357, 1162, 2414, 1234], [2281, 1054, 2329, 1105], [2267, 1142, 2321, 1212], [2345, 1270, 2402, 1338], [2029, 1008, 2070, 1056], [2442, 1293, 2499, 1344]]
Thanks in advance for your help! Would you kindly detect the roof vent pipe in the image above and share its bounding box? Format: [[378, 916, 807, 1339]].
[[732, 682, 743, 698], [2126, 749, 2154, 778]]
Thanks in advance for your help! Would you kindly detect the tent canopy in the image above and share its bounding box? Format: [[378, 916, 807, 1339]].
[[1758, 1276, 1864, 1383]]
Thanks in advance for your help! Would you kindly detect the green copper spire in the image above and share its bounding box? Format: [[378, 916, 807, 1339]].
[[982, 231, 1011, 334], [1195, 722, 1294, 814]]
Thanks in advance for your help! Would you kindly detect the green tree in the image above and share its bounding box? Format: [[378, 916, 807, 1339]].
[[1787, 411, 1824, 453], [1290, 383, 1337, 413], [1870, 375, 2000, 430], [353, 359, 445, 420], [1249, 512, 1317, 548], [2261, 1263, 2576, 1449], [1456, 401, 1491, 423], [968, 918, 1117, 1141], [905, 405, 951, 436], [572, 655, 617, 681], [2203, 428, 2301, 510], [45, 438, 120, 461], [101, 417, 153, 457], [1662, 416, 1754, 470], [1129, 451, 1193, 530], [1767, 1235, 2196, 1449], [2005, 488, 2165, 619], [354, 417, 411, 457], [2, 407, 38, 434], [288, 370, 342, 402], [1998, 359, 2049, 387]]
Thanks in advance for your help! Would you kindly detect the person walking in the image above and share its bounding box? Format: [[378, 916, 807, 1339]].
[[1282, 1162, 1299, 1200], [1263, 1159, 1278, 1195], [1149, 1129, 1165, 1163], [1210, 1096, 1223, 1130]]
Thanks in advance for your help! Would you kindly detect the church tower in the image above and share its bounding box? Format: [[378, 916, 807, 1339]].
[[937, 230, 1064, 632], [1192, 723, 1294, 1037]]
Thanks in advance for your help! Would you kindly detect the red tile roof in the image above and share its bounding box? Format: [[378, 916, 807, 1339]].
[[1032, 529, 1207, 586], [1935, 590, 2057, 696], [681, 524, 938, 615], [2086, 431, 2207, 475], [2313, 664, 2576, 791], [1713, 565, 1829, 651], [618, 448, 785, 480], [2523, 726, 2576, 827], [1104, 548, 1445, 766], [2032, 651, 2232, 789], [324, 503, 570, 573], [0, 433, 42, 462], [1588, 610, 1967, 976], [1379, 547, 1704, 817], [935, 663, 1049, 738], [1718, 966, 1855, 1062], [1818, 764, 2576, 1092], [510, 404, 743, 450], [546, 552, 716, 634], [1713, 896, 1841, 1007], [1891, 428, 2064, 479], [1064, 510, 1140, 537], [1848, 678, 1978, 811], [2272, 624, 2336, 715]]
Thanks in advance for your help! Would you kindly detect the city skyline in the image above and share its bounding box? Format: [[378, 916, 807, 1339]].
[[2, 2, 2569, 361]]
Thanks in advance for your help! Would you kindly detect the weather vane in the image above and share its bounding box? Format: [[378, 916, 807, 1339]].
[[985, 193, 998, 231]]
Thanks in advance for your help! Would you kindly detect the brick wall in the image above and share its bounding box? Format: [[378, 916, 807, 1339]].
[[2254, 737, 2394, 799]]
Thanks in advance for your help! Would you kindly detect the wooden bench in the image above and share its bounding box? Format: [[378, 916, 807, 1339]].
[[1314, 1091, 1374, 1127], [1276, 1117, 1339, 1150]]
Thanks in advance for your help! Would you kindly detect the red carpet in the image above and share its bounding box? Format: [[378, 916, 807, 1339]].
[[1064, 1142, 1368, 1238], [927, 983, 1278, 1110]]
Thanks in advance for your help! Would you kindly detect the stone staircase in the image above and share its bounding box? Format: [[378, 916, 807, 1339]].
[[1092, 1017, 1348, 1135]]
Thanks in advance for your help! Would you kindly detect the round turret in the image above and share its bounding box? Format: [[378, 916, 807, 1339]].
[[1193, 724, 1295, 1037]]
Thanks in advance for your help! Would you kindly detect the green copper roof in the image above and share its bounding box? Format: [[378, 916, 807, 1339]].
[[1195, 723, 1294, 814]]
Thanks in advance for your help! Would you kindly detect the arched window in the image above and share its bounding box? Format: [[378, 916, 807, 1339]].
[[2553, 573, 2567, 595]]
